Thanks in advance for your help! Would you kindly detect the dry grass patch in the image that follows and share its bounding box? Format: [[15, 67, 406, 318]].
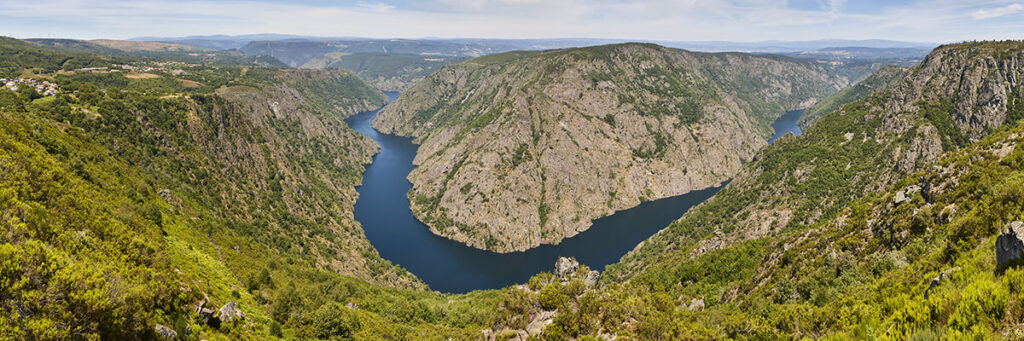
[[125, 72, 160, 79], [178, 78, 203, 88]]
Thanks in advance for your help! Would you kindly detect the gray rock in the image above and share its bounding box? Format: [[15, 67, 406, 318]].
[[686, 298, 705, 311], [581, 270, 599, 287], [893, 185, 921, 205], [553, 257, 599, 286], [154, 324, 177, 340], [997, 221, 1024, 270], [554, 257, 579, 280], [526, 310, 556, 336], [219, 301, 245, 323]]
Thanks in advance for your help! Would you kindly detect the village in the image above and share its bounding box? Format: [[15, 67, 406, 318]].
[[1, 77, 59, 96], [116, 61, 189, 76]]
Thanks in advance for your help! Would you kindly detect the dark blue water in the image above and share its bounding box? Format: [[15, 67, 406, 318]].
[[347, 93, 801, 293], [769, 109, 804, 144]]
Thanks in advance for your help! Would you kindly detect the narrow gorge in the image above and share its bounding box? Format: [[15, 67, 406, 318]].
[[350, 94, 806, 293]]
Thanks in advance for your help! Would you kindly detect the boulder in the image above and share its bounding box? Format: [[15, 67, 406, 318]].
[[219, 301, 245, 323], [554, 257, 579, 280], [997, 221, 1024, 270], [154, 324, 177, 340]]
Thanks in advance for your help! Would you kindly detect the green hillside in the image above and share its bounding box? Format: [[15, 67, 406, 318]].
[[0, 37, 499, 340]]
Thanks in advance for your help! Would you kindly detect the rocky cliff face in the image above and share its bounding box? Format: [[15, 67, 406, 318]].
[[606, 41, 1024, 281], [98, 68, 419, 287], [374, 43, 844, 252], [204, 70, 407, 285]]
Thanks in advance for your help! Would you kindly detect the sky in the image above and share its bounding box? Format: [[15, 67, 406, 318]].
[[1, 0, 1022, 43]]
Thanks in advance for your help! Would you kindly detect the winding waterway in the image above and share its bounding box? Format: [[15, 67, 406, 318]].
[[347, 92, 804, 293]]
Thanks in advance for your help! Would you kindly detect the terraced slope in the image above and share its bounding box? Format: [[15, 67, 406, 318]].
[[374, 43, 845, 252]]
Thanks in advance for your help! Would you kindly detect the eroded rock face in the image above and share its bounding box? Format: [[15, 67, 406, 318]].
[[375, 43, 844, 252], [997, 221, 1024, 270]]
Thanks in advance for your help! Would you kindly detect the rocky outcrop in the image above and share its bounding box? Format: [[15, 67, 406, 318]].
[[219, 301, 245, 323], [893, 185, 922, 205], [153, 324, 177, 340], [997, 221, 1024, 270], [553, 257, 599, 287], [486, 258, 602, 340], [376, 43, 844, 252], [554, 257, 579, 279]]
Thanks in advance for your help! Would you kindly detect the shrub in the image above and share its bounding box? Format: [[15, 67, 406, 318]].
[[539, 282, 569, 310], [947, 279, 1007, 332], [306, 302, 361, 339]]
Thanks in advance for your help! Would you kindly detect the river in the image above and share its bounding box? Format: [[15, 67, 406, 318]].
[[346, 92, 803, 293]]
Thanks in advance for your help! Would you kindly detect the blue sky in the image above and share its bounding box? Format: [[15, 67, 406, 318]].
[[1, 0, 1022, 42]]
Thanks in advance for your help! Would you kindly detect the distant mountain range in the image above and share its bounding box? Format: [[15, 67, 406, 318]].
[[131, 34, 938, 54]]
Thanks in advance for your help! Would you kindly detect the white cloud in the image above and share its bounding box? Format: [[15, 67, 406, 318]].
[[358, 1, 397, 12], [0, 0, 1021, 42], [972, 3, 1023, 19]]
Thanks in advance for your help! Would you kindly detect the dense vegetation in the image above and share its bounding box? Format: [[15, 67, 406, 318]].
[[799, 65, 909, 127], [0, 37, 502, 340], [0, 37, 112, 77]]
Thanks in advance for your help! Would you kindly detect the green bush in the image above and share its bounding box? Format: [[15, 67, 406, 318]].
[[539, 282, 569, 310], [306, 302, 361, 339]]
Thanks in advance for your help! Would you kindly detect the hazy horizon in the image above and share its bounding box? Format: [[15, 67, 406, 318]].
[[3, 0, 1022, 43]]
